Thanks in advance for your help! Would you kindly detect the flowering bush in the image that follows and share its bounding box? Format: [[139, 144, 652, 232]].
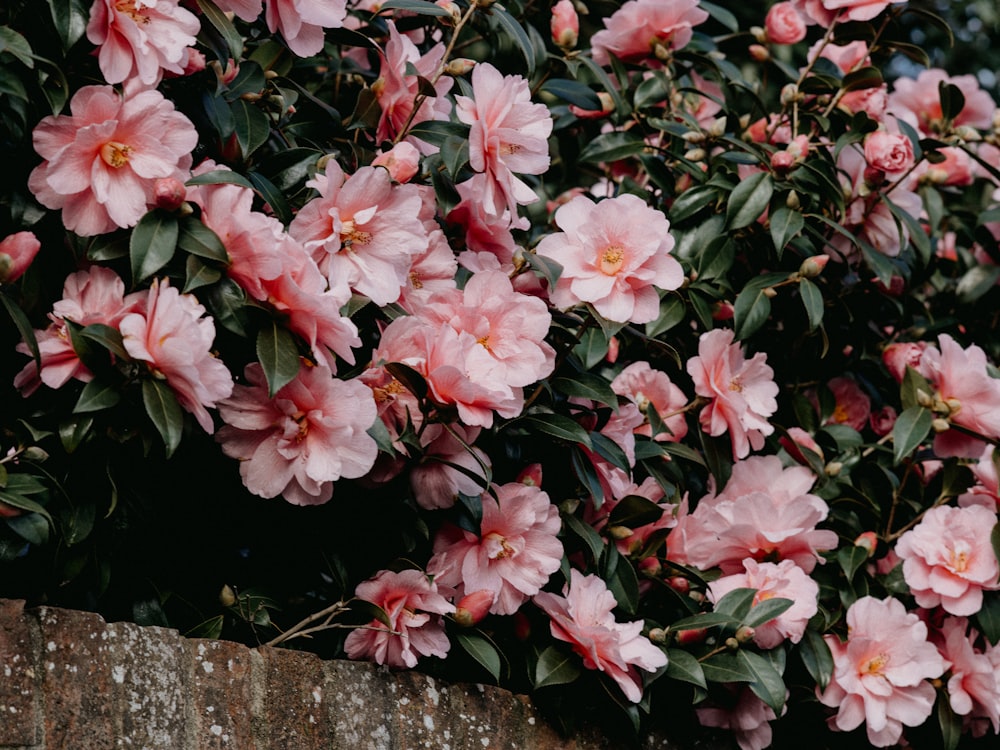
[[3, 0, 1000, 747]]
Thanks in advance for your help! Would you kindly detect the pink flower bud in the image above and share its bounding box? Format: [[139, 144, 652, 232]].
[[372, 142, 421, 183], [516, 463, 543, 487], [882, 342, 927, 382], [854, 531, 878, 557], [0, 231, 41, 284], [444, 58, 476, 76], [770, 150, 797, 172], [712, 301, 735, 321], [454, 590, 494, 626], [798, 254, 829, 278], [605, 335, 620, 363], [779, 427, 824, 465], [749, 44, 770, 62], [734, 625, 756, 643], [568, 91, 615, 120], [0, 500, 23, 519], [551, 0, 579, 49], [674, 627, 707, 645], [863, 131, 914, 178], [869, 405, 897, 436], [666, 576, 690, 595], [765, 2, 806, 45], [153, 178, 187, 211]]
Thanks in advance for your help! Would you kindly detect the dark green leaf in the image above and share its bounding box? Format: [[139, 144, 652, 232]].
[[407, 120, 470, 147], [1, 292, 40, 368], [576, 54, 627, 119], [579, 131, 646, 165], [900, 365, 933, 412], [455, 631, 501, 682], [183, 255, 223, 293], [541, 79, 601, 110], [256, 322, 301, 397], [841, 66, 883, 92], [700, 652, 753, 683], [739, 650, 787, 714], [697, 236, 735, 280], [645, 294, 686, 338], [247, 171, 291, 225], [602, 543, 639, 615], [744, 597, 794, 628], [571, 446, 605, 507], [46, 0, 89, 52], [492, 4, 535, 74], [769, 205, 804, 254], [80, 324, 128, 360], [534, 646, 582, 689], [892, 405, 932, 464], [62, 502, 96, 546], [714, 588, 757, 620], [976, 591, 1000, 646], [669, 612, 740, 631], [800, 628, 834, 690], [514, 414, 592, 449], [733, 283, 772, 341], [352, 599, 393, 629], [178, 217, 230, 263], [441, 135, 470, 180], [608, 495, 664, 529], [59, 416, 93, 454], [551, 374, 617, 409], [0, 27, 33, 67], [563, 511, 605, 563], [590, 432, 630, 473], [726, 173, 773, 230], [938, 691, 962, 750], [957, 265, 1000, 304], [231, 99, 271, 159], [837, 545, 869, 582], [799, 278, 823, 331], [196, 0, 244, 59], [938, 81, 965, 124], [700, 0, 738, 31], [130, 210, 179, 283], [0, 490, 51, 524], [206, 278, 249, 337], [142, 379, 184, 458], [378, 0, 452, 16], [633, 73, 671, 110], [7, 513, 49, 545], [186, 170, 255, 189], [74, 380, 121, 414], [665, 648, 705, 688]]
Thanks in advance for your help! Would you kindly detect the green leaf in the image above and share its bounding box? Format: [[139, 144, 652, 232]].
[[938, 81, 966, 124], [713, 587, 757, 620], [579, 131, 645, 164], [492, 4, 535, 74], [590, 432, 630, 473], [80, 324, 128, 360], [799, 278, 824, 331], [975, 591, 1000, 646], [957, 265, 1000, 304], [206, 278, 249, 337], [700, 652, 753, 683], [74, 380, 121, 414], [841, 66, 883, 92], [700, 0, 738, 32], [130, 210, 179, 283], [541, 79, 601, 110], [1, 292, 40, 369], [837, 545, 869, 582], [892, 405, 933, 464], [0, 27, 33, 68], [407, 120, 470, 147], [937, 691, 962, 750], [576, 54, 627, 119], [632, 72, 671, 110], [529, 251, 563, 291], [670, 185, 720, 224], [726, 172, 773, 230], [256, 323, 301, 398], [183, 255, 223, 293], [571, 447, 605, 507], [563, 511, 605, 563], [900, 365, 933, 411], [186, 170, 255, 189], [61, 502, 96, 546], [743, 598, 794, 628], [46, 0, 89, 52], [551, 374, 617, 409], [602, 543, 639, 615], [739, 650, 787, 714], [769, 205, 804, 254], [142, 379, 184, 458], [800, 628, 834, 690], [7, 513, 49, 545], [514, 414, 592, 449], [441, 135, 470, 180], [665, 649, 705, 688], [733, 283, 772, 341], [645, 294, 686, 338], [455, 631, 501, 682], [534, 646, 582, 689], [231, 100, 271, 159], [247, 171, 291, 225], [883, 193, 930, 264], [59, 416, 93, 454], [351, 600, 392, 629], [379, 0, 453, 16], [669, 612, 740, 631], [0, 490, 51, 525], [607, 495, 664, 529], [177, 217, 230, 263], [196, 0, 244, 59]]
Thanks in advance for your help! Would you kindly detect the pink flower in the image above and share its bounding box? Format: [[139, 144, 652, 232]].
[[814, 375, 871, 431], [697, 687, 783, 750], [409, 423, 490, 510], [551, 0, 579, 48], [708, 559, 818, 649], [533, 570, 667, 702], [779, 427, 824, 465], [14, 267, 142, 396], [934, 617, 1000, 734], [882, 341, 927, 382], [686, 329, 778, 460], [818, 596, 946, 747], [667, 456, 837, 574], [814, 0, 905, 22], [863, 131, 914, 178], [428, 482, 563, 615], [895, 504, 1000, 616], [890, 69, 997, 135], [29, 86, 196, 236], [765, 3, 807, 45], [611, 361, 689, 442], [869, 405, 897, 437], [958, 446, 1000, 510], [449, 178, 526, 272], [290, 160, 430, 306], [456, 63, 552, 218], [536, 194, 683, 324], [590, 0, 709, 65], [918, 334, 1000, 458], [215, 363, 378, 505], [344, 569, 453, 668], [265, 0, 347, 57], [0, 232, 40, 284], [119, 279, 233, 432], [86, 0, 200, 86], [372, 142, 421, 183], [585, 477, 676, 559]]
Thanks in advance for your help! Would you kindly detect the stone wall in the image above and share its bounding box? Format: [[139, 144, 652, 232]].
[[0, 599, 732, 750]]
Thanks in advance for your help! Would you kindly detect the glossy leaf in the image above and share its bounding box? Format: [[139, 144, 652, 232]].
[[579, 131, 646, 164], [74, 380, 121, 414], [535, 646, 582, 689], [541, 79, 601, 110], [47, 0, 89, 52], [492, 5, 535, 75], [562, 511, 605, 563], [892, 405, 933, 464], [515, 414, 592, 449], [177, 217, 229, 263], [665, 649, 705, 688], [186, 170, 255, 189], [743, 597, 793, 628], [256, 322, 300, 397], [231, 99, 271, 159], [183, 255, 223, 293], [142, 379, 184, 457], [607, 495, 664, 529], [799, 278, 823, 331], [1, 292, 40, 368], [379, 0, 452, 15], [130, 210, 179, 283], [455, 631, 501, 682], [196, 0, 244, 59], [551, 374, 618, 410], [769, 205, 804, 254], [700, 653, 753, 684], [739, 650, 787, 714], [976, 591, 1000, 646], [726, 172, 773, 230]]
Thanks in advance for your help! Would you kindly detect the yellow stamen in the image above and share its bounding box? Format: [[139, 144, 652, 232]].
[[600, 245, 625, 275], [100, 141, 133, 168]]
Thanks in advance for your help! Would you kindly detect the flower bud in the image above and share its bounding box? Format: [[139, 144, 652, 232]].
[[684, 148, 706, 162], [516, 463, 543, 487], [372, 142, 421, 183], [785, 190, 800, 209], [606, 525, 633, 541], [780, 84, 799, 105], [708, 117, 727, 138], [674, 627, 707, 646], [954, 125, 981, 142], [666, 576, 690, 595], [551, 0, 579, 49], [444, 58, 476, 76], [454, 590, 494, 626], [605, 335, 620, 363], [725, 636, 741, 651], [931, 418, 950, 433], [682, 130, 706, 144], [824, 461, 843, 477], [749, 25, 767, 44], [435, 0, 462, 23], [0, 231, 41, 284], [734, 625, 756, 644], [0, 500, 23, 519], [749, 44, 770, 62], [854, 531, 878, 557], [219, 584, 237, 607], [765, 2, 806, 45], [648, 627, 668, 644], [944, 398, 962, 415], [762, 287, 777, 299], [798, 254, 829, 278], [153, 178, 187, 211]]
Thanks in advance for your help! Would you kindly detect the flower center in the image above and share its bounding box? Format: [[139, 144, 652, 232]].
[[860, 652, 889, 676], [728, 376, 743, 392], [100, 141, 133, 168], [499, 143, 521, 156], [600, 245, 625, 275], [831, 404, 849, 423], [409, 271, 423, 290], [340, 219, 372, 249], [948, 541, 972, 573], [484, 532, 516, 560], [291, 412, 309, 442], [115, 0, 150, 23]]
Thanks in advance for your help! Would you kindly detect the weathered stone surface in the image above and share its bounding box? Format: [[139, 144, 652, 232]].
[[186, 638, 259, 750], [0, 599, 37, 747], [259, 646, 335, 749]]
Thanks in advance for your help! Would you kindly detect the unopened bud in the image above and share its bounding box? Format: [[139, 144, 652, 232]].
[[316, 153, 335, 172], [824, 461, 843, 477], [750, 25, 767, 43], [931, 418, 950, 433], [21, 446, 49, 462], [445, 58, 476, 76], [666, 576, 690, 594], [516, 463, 543, 487], [153, 178, 187, 211], [607, 525, 633, 541], [648, 627, 668, 644], [762, 287, 777, 298], [708, 117, 727, 138], [674, 627, 707, 646], [854, 531, 878, 557], [682, 130, 706, 144], [653, 42, 671, 62], [725, 636, 741, 651], [684, 148, 706, 162], [605, 335, 620, 363], [435, 0, 461, 23], [688, 590, 705, 604], [798, 254, 829, 278], [944, 398, 962, 415], [551, 0, 579, 49], [786, 190, 800, 209], [735, 625, 755, 644], [954, 125, 981, 142], [219, 584, 237, 607], [454, 590, 494, 626], [916, 390, 934, 408], [780, 84, 799, 105], [749, 44, 770, 62]]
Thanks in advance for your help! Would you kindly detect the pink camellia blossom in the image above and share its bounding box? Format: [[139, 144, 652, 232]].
[[958, 446, 999, 510], [818, 596, 946, 747], [590, 0, 709, 65], [86, 0, 200, 86], [409, 423, 490, 511], [456, 63, 553, 219], [15, 267, 143, 396], [119, 278, 233, 433], [890, 69, 997, 135], [290, 160, 429, 306], [551, 0, 579, 48], [449, 178, 527, 273], [863, 131, 914, 178], [535, 194, 683, 324], [533, 570, 667, 702], [816, 0, 904, 22], [779, 426, 824, 465], [0, 232, 40, 284], [373, 22, 453, 150], [428, 482, 563, 615], [916, 146, 975, 187], [611, 361, 689, 442], [217, 0, 347, 57], [895, 504, 1000, 616], [344, 569, 453, 668], [882, 341, 927, 382], [708, 558, 819, 649], [686, 328, 778, 460], [667, 455, 838, 574], [917, 334, 1000, 458], [813, 375, 871, 431], [216, 363, 377, 506], [29, 86, 196, 237], [765, 3, 807, 45], [869, 405, 897, 437], [697, 686, 784, 750], [934, 617, 1000, 735], [372, 142, 421, 183]]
